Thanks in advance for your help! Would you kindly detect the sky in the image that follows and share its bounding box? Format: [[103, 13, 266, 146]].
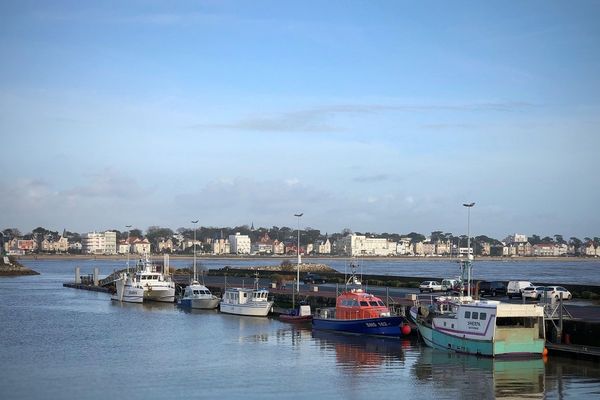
[[1, 1, 599, 239]]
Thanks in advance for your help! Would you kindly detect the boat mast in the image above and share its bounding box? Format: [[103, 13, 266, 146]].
[[191, 219, 198, 283], [294, 213, 303, 297], [125, 225, 131, 274]]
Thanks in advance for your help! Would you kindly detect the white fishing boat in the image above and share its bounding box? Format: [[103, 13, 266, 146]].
[[219, 276, 273, 317], [111, 272, 144, 303], [134, 255, 176, 303]]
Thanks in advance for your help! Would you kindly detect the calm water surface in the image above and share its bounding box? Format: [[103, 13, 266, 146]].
[[1, 260, 600, 399]]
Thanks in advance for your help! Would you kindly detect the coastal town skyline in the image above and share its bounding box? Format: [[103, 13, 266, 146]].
[[1, 2, 599, 238]]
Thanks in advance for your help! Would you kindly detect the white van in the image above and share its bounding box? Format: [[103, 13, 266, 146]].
[[507, 281, 533, 298], [441, 278, 459, 292]]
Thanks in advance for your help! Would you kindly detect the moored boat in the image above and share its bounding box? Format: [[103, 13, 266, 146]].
[[111, 272, 144, 303], [410, 259, 546, 357], [219, 276, 274, 317], [279, 303, 312, 323], [312, 263, 406, 336], [134, 255, 176, 303], [179, 282, 220, 309]]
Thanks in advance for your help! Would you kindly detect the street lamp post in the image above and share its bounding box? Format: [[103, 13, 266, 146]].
[[294, 213, 303, 294], [191, 220, 198, 282], [463, 202, 475, 259], [462, 202, 475, 297]]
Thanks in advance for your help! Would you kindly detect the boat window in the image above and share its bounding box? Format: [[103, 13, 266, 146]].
[[472, 312, 479, 319], [369, 301, 378, 306], [479, 312, 486, 320], [359, 301, 368, 307], [243, 293, 247, 298], [193, 290, 199, 295], [464, 311, 471, 318], [377, 301, 385, 306]]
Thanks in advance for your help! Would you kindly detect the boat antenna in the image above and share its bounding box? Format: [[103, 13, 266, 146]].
[[125, 225, 131, 274]]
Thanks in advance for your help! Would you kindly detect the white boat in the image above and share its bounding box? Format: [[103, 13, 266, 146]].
[[179, 282, 220, 309], [219, 276, 273, 317], [410, 259, 546, 357], [111, 272, 144, 303], [134, 255, 176, 303]]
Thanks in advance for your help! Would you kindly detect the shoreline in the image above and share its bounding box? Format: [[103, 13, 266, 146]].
[[12, 254, 599, 262]]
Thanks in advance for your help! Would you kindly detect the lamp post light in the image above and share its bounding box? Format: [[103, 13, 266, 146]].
[[191, 220, 198, 282], [125, 225, 132, 273], [294, 213, 303, 294]]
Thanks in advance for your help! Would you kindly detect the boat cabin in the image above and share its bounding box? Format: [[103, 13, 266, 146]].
[[223, 288, 270, 305], [335, 290, 391, 320]]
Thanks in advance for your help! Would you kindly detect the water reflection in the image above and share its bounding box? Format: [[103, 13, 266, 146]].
[[312, 330, 405, 372], [413, 347, 544, 399]]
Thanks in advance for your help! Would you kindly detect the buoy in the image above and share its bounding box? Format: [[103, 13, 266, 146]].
[[401, 324, 412, 336], [542, 347, 548, 356]]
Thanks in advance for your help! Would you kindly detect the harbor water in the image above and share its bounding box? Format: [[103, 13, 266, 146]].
[[1, 259, 600, 399]]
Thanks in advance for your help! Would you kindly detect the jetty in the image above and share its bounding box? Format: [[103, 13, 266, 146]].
[[0, 255, 40, 276]]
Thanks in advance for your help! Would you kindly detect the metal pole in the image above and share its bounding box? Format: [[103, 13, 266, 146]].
[[462, 203, 475, 297], [294, 213, 303, 294], [191, 220, 198, 282], [125, 225, 132, 274]]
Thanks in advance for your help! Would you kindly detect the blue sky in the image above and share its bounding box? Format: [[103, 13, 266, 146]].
[[1, 1, 599, 239]]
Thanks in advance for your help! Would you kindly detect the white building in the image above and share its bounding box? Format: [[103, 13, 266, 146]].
[[336, 234, 396, 256], [229, 233, 251, 255], [83, 231, 117, 255], [396, 238, 412, 255], [212, 239, 230, 255], [504, 234, 528, 244], [314, 239, 331, 254]]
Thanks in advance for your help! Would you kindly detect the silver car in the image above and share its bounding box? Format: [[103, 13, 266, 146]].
[[522, 286, 545, 300]]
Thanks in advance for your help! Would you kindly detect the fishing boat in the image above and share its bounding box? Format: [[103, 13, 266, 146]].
[[410, 258, 546, 357], [279, 302, 312, 323], [111, 272, 144, 303], [312, 263, 407, 336], [134, 255, 176, 303], [219, 275, 274, 317]]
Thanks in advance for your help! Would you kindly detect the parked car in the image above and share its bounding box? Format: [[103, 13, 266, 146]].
[[303, 273, 326, 284], [479, 281, 507, 297], [543, 286, 572, 301], [507, 281, 533, 299], [419, 281, 443, 293], [522, 286, 545, 300]]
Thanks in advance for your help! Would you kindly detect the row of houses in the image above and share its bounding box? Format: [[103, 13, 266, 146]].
[[4, 231, 599, 258]]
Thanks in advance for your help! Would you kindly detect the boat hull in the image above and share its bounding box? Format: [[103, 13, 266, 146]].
[[143, 287, 175, 303], [111, 279, 144, 303], [312, 316, 405, 336], [279, 314, 312, 323], [410, 307, 545, 357], [219, 301, 273, 317], [179, 297, 220, 310]]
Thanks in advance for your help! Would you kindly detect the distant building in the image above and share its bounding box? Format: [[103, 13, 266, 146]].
[[83, 231, 117, 255], [229, 233, 251, 255], [212, 238, 230, 255], [336, 234, 396, 256], [314, 239, 331, 255], [504, 234, 528, 244]]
